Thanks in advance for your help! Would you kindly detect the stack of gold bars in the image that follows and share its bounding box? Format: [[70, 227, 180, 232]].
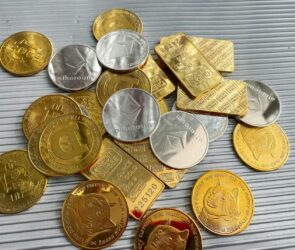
[[0, 8, 290, 250]]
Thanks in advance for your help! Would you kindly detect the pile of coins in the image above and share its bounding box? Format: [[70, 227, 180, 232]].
[[0, 7, 290, 250]]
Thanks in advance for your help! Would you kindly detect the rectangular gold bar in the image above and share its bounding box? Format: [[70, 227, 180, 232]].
[[157, 98, 169, 115], [115, 139, 187, 189], [82, 138, 164, 220], [176, 79, 248, 116], [155, 34, 223, 97], [141, 54, 176, 100], [187, 37, 234, 73]]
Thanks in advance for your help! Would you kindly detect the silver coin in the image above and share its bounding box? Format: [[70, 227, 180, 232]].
[[150, 111, 209, 169], [236, 80, 281, 127], [48, 44, 101, 91], [102, 88, 160, 142], [172, 102, 228, 142], [96, 30, 149, 71]]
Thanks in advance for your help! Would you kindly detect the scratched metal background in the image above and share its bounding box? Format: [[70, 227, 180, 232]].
[[0, 0, 295, 249]]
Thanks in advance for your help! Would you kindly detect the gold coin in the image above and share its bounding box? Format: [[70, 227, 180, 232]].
[[96, 69, 151, 106], [233, 123, 289, 171], [157, 99, 169, 115], [92, 8, 143, 40], [155, 33, 223, 97], [69, 90, 105, 135], [22, 94, 82, 140], [28, 123, 61, 177], [62, 180, 128, 249], [0, 31, 52, 76], [82, 138, 164, 220], [141, 54, 176, 100], [115, 139, 186, 189], [134, 208, 203, 250], [39, 114, 102, 175], [0, 150, 47, 213], [191, 170, 254, 236], [177, 79, 248, 117]]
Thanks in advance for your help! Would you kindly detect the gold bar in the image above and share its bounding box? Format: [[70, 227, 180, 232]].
[[82, 138, 164, 220], [155, 34, 223, 97], [187, 37, 234, 73], [141, 55, 176, 100], [177, 79, 248, 116], [115, 139, 186, 189]]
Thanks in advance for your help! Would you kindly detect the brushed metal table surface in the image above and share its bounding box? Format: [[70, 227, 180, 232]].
[[0, 1, 294, 249]]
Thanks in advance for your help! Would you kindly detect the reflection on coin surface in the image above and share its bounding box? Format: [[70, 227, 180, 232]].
[[48, 44, 101, 91], [22, 95, 82, 139], [192, 170, 254, 236], [0, 150, 47, 213], [150, 111, 209, 169], [92, 9, 143, 40], [96, 30, 149, 71], [233, 123, 289, 171], [172, 102, 228, 142], [236, 80, 280, 127], [134, 208, 203, 250], [39, 114, 102, 174], [62, 180, 128, 249], [96, 69, 151, 106], [0, 31, 52, 76], [28, 123, 61, 176], [102, 88, 160, 142], [69, 90, 105, 135]]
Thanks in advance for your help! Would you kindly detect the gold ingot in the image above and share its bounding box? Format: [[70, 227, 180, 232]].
[[141, 54, 176, 100], [155, 33, 223, 97], [62, 180, 128, 249], [0, 150, 47, 213], [39, 114, 102, 175], [23, 94, 82, 140], [187, 37, 234, 73], [134, 208, 203, 250], [192, 169, 254, 236], [82, 138, 164, 220], [157, 99, 169, 115], [93, 8, 143, 40], [161, 34, 235, 73], [28, 123, 61, 177], [0, 31, 52, 76], [96, 69, 151, 106], [233, 123, 289, 171], [69, 90, 105, 135], [177, 79, 248, 116], [115, 139, 186, 189]]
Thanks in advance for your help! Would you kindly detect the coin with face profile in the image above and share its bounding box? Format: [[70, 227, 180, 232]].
[[191, 170, 254, 236], [102, 88, 160, 142], [96, 30, 149, 71], [172, 102, 228, 142], [150, 111, 209, 169], [236, 80, 281, 127], [92, 8, 143, 40], [134, 208, 203, 250], [48, 44, 102, 91], [62, 180, 128, 249], [39, 114, 102, 174], [233, 123, 289, 171]]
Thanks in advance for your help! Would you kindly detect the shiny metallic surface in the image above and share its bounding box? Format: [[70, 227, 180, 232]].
[[150, 111, 209, 169], [1, 1, 295, 250], [236, 80, 281, 127], [96, 30, 149, 71], [48, 45, 101, 91], [102, 88, 160, 142], [172, 102, 228, 142]]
